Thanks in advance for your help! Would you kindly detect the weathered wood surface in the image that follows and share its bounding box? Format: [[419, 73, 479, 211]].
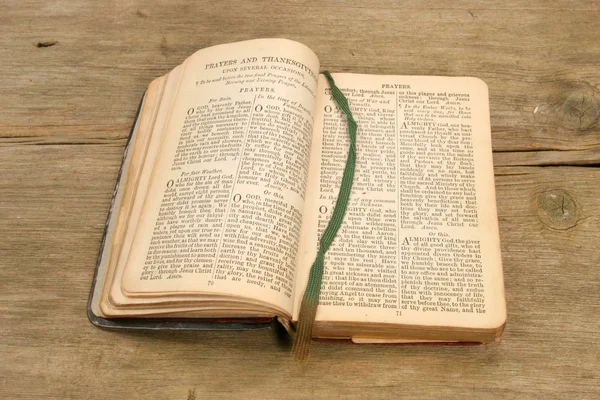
[[1, 1, 598, 398]]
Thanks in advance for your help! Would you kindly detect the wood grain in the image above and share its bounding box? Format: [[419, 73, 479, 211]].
[[1, 1, 598, 399]]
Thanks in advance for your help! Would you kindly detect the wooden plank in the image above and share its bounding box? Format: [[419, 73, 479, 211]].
[[1, 0, 599, 398], [494, 148, 600, 167], [1, 2, 598, 151], [1, 147, 599, 398]]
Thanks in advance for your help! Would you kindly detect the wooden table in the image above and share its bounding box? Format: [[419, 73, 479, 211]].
[[1, 1, 598, 398]]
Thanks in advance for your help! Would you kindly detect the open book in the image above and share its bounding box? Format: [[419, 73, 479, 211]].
[[89, 38, 506, 344]]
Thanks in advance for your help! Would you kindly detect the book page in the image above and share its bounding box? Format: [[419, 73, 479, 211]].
[[95, 72, 170, 317], [294, 73, 506, 330], [119, 39, 319, 316]]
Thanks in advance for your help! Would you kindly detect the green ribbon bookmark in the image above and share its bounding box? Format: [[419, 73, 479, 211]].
[[292, 71, 357, 363]]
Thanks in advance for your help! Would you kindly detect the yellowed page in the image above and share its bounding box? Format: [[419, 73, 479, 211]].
[[351, 338, 456, 344], [294, 73, 506, 331], [120, 39, 320, 316], [100, 66, 183, 316]]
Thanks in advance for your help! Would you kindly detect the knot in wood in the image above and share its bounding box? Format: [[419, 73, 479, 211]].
[[559, 92, 599, 131], [537, 189, 578, 230]]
